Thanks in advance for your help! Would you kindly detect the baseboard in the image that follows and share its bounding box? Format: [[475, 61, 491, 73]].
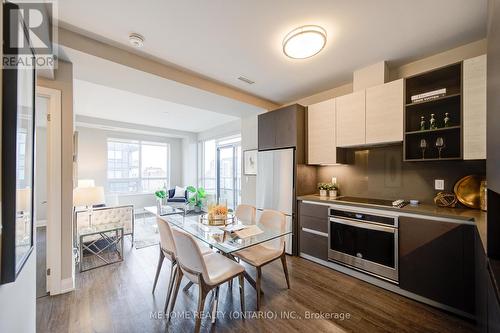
[[36, 219, 47, 227], [59, 277, 75, 294]]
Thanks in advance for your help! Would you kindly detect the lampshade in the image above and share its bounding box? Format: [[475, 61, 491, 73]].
[[78, 179, 95, 188], [16, 187, 31, 212], [73, 186, 105, 207]]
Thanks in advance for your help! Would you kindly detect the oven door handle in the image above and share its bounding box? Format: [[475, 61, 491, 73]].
[[329, 217, 396, 233]]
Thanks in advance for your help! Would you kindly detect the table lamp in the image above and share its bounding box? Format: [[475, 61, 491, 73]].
[[77, 179, 95, 188], [73, 185, 105, 227]]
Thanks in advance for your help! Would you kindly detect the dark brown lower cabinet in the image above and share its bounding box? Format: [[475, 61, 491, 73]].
[[399, 216, 474, 314], [476, 228, 500, 333], [476, 230, 489, 333], [300, 229, 328, 261], [299, 202, 329, 261], [487, 274, 500, 333]]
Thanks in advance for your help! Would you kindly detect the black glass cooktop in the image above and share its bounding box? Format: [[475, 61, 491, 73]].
[[334, 196, 407, 208]]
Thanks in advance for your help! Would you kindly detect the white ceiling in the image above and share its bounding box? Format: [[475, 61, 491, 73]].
[[59, 46, 266, 133], [73, 79, 239, 133], [57, 0, 487, 104]]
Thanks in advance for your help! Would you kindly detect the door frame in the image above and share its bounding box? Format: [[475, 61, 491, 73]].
[[36, 86, 63, 295], [216, 143, 240, 209]]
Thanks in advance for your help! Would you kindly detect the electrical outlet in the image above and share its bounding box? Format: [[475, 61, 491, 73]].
[[435, 179, 445, 191]]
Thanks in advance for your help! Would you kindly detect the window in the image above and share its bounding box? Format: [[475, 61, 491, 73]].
[[107, 138, 169, 194], [198, 135, 241, 209], [199, 140, 216, 196]]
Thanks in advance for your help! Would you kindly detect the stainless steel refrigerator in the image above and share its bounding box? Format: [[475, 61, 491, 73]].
[[256, 148, 294, 254]]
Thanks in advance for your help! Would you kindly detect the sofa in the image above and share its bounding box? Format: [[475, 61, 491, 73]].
[[165, 188, 189, 216]]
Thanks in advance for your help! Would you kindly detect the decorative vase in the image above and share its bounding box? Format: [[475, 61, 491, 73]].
[[429, 113, 437, 130], [444, 112, 451, 127], [420, 116, 426, 131], [329, 190, 337, 197], [480, 180, 487, 211], [194, 205, 201, 213], [319, 189, 327, 197]]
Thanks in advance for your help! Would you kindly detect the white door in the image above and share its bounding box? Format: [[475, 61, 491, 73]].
[[36, 86, 64, 295]]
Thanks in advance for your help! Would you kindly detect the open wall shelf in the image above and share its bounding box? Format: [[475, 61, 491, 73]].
[[404, 62, 462, 162]]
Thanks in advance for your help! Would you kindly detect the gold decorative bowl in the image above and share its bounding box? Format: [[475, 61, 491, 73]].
[[200, 213, 234, 226], [454, 175, 485, 209]]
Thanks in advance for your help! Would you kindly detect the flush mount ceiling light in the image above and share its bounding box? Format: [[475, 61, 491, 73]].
[[282, 25, 327, 59], [129, 33, 145, 48]]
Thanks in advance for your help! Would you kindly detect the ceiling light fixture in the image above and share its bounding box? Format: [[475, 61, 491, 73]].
[[129, 33, 145, 48], [282, 25, 327, 59]]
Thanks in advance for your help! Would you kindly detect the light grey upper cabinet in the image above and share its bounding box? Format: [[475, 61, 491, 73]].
[[463, 55, 487, 160], [365, 79, 404, 144], [336, 90, 366, 147], [307, 98, 336, 164]]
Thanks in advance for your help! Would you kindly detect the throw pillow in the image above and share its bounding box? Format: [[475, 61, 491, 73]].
[[173, 186, 185, 198]]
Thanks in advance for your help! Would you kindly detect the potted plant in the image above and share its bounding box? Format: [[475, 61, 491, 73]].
[[187, 186, 206, 213], [328, 183, 338, 197], [318, 183, 329, 197], [154, 189, 167, 210]]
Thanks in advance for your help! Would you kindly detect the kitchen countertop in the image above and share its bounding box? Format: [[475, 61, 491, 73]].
[[297, 194, 487, 250]]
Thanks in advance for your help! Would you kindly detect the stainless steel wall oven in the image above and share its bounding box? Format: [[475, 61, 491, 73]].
[[328, 206, 399, 283]]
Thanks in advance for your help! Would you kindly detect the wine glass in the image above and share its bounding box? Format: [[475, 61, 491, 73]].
[[420, 139, 427, 159], [435, 137, 445, 158]]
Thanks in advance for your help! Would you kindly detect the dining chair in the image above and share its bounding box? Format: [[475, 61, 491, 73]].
[[152, 217, 211, 314], [169, 228, 245, 333], [235, 204, 256, 225], [233, 209, 290, 310]]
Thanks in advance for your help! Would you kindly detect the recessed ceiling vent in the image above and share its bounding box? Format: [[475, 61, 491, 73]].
[[238, 76, 255, 84]]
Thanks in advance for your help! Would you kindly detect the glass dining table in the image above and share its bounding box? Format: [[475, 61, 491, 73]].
[[144, 206, 292, 288]]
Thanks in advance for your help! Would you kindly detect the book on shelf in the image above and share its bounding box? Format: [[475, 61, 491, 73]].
[[411, 88, 447, 102], [411, 94, 446, 103]]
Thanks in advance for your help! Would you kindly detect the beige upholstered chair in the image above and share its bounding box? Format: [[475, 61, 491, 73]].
[[75, 205, 134, 242], [169, 229, 245, 333], [152, 218, 211, 314], [235, 204, 256, 225], [234, 209, 290, 310]]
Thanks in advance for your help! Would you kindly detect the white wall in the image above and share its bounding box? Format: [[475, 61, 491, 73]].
[[241, 115, 258, 206], [182, 136, 198, 187], [76, 126, 185, 208], [0, 254, 36, 333]]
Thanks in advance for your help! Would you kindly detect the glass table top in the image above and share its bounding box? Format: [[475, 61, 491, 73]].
[[145, 206, 291, 254]]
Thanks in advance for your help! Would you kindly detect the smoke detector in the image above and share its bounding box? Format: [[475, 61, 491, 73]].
[[129, 33, 145, 48]]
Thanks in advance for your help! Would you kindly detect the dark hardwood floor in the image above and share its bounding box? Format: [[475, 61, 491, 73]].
[[36, 239, 475, 333]]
